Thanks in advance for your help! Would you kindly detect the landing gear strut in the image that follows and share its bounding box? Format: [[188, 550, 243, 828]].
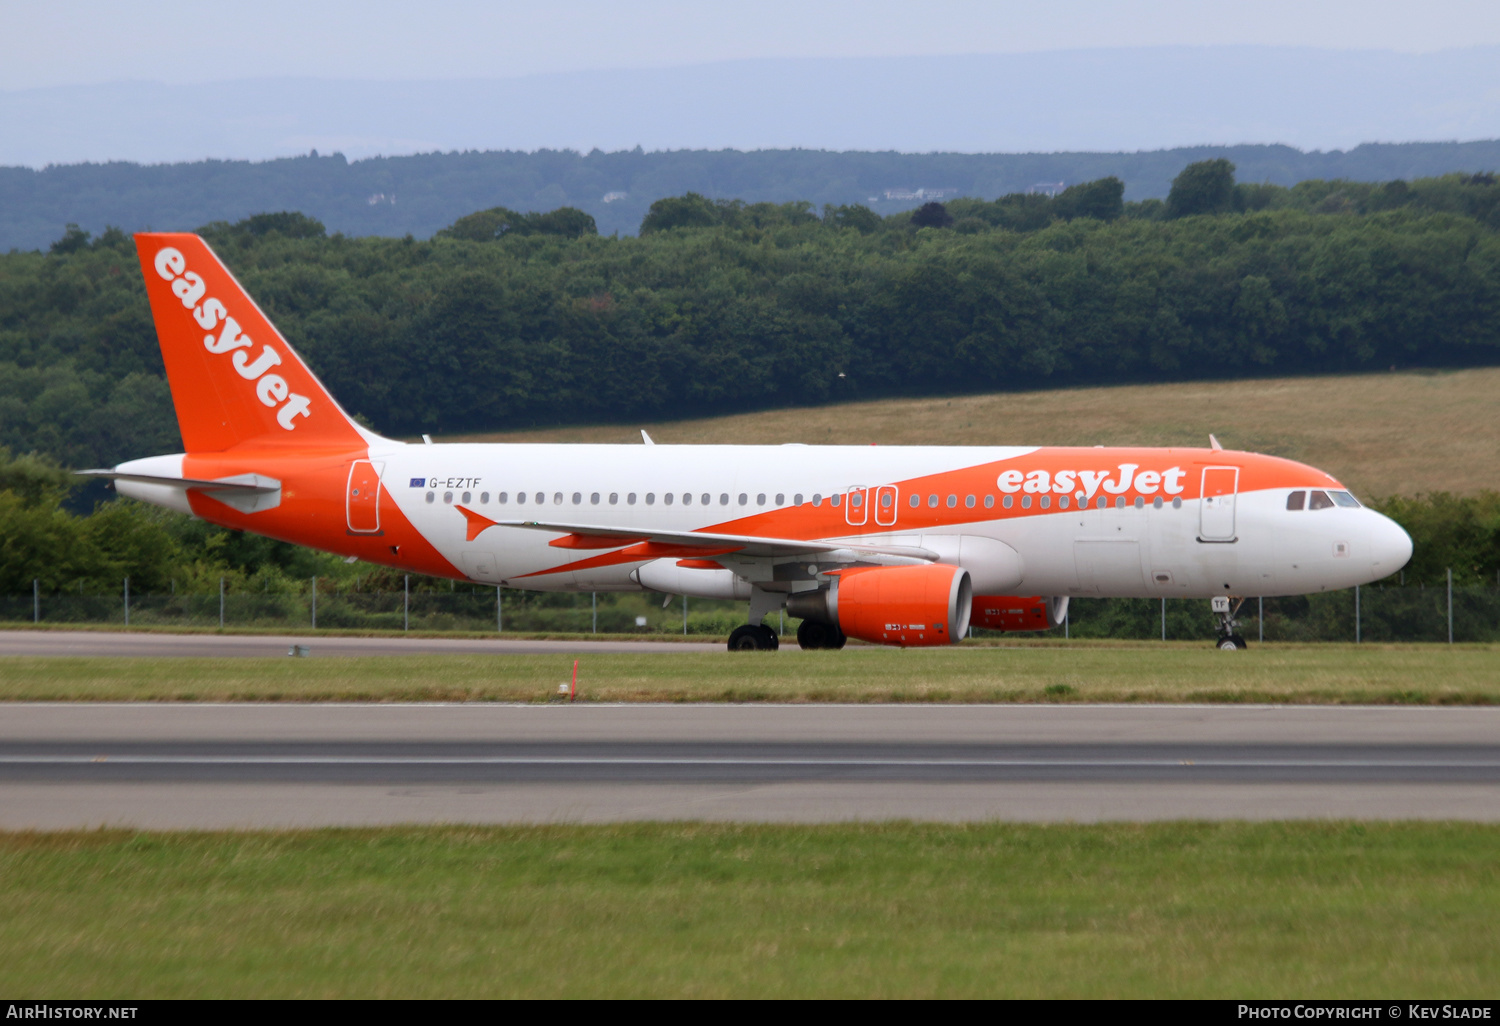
[[727, 624, 779, 651], [1211, 596, 1248, 650]]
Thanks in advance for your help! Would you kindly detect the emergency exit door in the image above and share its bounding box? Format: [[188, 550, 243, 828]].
[[1199, 466, 1238, 542], [346, 460, 384, 534]]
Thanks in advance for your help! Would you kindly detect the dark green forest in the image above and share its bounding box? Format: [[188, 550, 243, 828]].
[[3, 162, 1498, 475], [6, 140, 1500, 251]]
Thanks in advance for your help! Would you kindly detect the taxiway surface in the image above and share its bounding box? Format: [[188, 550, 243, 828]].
[[3, 704, 1497, 827], [0, 630, 724, 657]]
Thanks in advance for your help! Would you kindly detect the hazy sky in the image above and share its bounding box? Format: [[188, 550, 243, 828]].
[[6, 0, 1500, 90]]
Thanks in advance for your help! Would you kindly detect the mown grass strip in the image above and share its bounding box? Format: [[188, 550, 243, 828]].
[[0, 644, 1496, 704], [1, 822, 1496, 998]]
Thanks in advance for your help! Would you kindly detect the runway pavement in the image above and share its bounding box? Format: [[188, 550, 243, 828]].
[[2, 704, 1497, 827], [0, 630, 725, 657]]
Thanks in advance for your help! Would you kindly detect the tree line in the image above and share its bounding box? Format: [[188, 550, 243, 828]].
[[4, 162, 1498, 476]]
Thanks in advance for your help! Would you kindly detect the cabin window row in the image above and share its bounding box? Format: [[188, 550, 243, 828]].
[[422, 488, 1186, 512]]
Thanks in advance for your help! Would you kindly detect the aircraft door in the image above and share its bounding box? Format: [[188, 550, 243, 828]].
[[845, 486, 868, 526], [1199, 466, 1239, 542], [346, 460, 384, 534], [874, 484, 899, 526]]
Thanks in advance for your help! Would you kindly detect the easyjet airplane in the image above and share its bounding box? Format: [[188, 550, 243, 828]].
[[86, 233, 1413, 651]]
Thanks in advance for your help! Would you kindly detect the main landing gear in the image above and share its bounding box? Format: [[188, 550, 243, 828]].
[[1211, 596, 1248, 650], [727, 624, 779, 651], [796, 618, 847, 650]]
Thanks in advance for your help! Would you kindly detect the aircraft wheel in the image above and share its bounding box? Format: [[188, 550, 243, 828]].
[[729, 625, 777, 651], [797, 619, 840, 650], [1231, 634, 1249, 650], [1216, 637, 1240, 651]]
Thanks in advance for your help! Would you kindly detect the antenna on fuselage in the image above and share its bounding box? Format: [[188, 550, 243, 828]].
[[641, 430, 655, 446], [1209, 434, 1223, 451]]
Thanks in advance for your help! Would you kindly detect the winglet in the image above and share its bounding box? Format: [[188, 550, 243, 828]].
[[456, 505, 499, 542], [1209, 434, 1223, 451], [641, 430, 655, 445]]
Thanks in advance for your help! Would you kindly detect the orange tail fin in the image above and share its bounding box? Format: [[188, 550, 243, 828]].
[[134, 232, 369, 454]]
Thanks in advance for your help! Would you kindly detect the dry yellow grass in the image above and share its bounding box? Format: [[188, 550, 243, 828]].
[[448, 368, 1500, 498]]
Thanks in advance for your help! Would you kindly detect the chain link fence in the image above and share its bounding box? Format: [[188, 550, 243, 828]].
[[4, 578, 1497, 642]]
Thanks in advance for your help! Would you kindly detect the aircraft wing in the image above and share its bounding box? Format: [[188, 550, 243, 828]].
[[492, 518, 939, 562]]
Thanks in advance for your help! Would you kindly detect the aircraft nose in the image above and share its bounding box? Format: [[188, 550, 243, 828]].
[[1367, 511, 1413, 576]]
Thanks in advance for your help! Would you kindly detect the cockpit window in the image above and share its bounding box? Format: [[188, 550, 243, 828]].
[[1286, 490, 1306, 511], [1308, 490, 1335, 510], [1330, 490, 1361, 508]]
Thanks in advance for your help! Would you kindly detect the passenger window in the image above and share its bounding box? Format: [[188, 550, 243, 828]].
[[609, 493, 618, 504], [681, 493, 690, 506], [1134, 496, 1144, 508], [1152, 496, 1162, 509], [1115, 496, 1126, 509], [720, 494, 729, 505], [739, 493, 748, 505], [1040, 496, 1051, 509], [813, 494, 823, 506], [984, 495, 994, 509], [1331, 490, 1361, 508], [1287, 490, 1306, 511], [515, 492, 525, 505], [701, 493, 711, 506], [553, 492, 563, 505], [1021, 496, 1032, 509], [535, 492, 544, 505], [794, 494, 803, 505], [776, 493, 785, 505], [1172, 497, 1182, 509], [881, 492, 893, 508], [1003, 495, 1013, 509], [946, 495, 957, 508], [1058, 496, 1069, 510], [627, 493, 636, 505], [646, 493, 656, 505], [480, 492, 489, 504], [590, 493, 600, 505], [498, 492, 508, 504], [444, 491, 454, 504], [664, 493, 674, 505], [1309, 490, 1334, 510], [851, 493, 862, 507], [965, 495, 975, 508], [928, 494, 938, 508], [572, 492, 582, 505], [425, 491, 435, 504], [462, 491, 472, 504], [909, 494, 920, 508], [757, 494, 767, 506]]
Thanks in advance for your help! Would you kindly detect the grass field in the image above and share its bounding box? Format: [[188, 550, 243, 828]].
[[2, 822, 1495, 998], [2, 643, 1496, 703], [451, 367, 1500, 499]]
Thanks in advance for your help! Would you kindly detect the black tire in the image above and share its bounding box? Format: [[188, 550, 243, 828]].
[[797, 619, 832, 650], [1216, 637, 1240, 651], [728, 625, 764, 651], [1231, 634, 1249, 650], [756, 624, 780, 651]]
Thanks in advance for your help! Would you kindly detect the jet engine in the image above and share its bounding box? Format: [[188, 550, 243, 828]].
[[786, 563, 972, 648], [969, 595, 1070, 632]]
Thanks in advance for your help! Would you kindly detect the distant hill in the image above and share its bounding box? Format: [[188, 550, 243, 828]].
[[6, 140, 1500, 251]]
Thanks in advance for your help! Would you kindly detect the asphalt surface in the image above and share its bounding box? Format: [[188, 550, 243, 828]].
[[2, 704, 1497, 827], [0, 630, 725, 657]]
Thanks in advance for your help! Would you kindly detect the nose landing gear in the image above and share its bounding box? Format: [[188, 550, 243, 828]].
[[1211, 596, 1249, 650]]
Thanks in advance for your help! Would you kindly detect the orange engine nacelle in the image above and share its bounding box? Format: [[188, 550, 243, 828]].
[[969, 595, 1070, 632], [830, 564, 973, 648]]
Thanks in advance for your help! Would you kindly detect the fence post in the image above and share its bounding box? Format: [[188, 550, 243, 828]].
[[219, 577, 225, 629], [1258, 596, 1263, 644], [1447, 568, 1453, 645], [682, 594, 688, 636], [1160, 597, 1166, 641], [311, 576, 317, 629], [591, 592, 597, 634], [496, 586, 502, 634], [404, 575, 410, 632], [33, 579, 39, 624], [123, 577, 129, 627]]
